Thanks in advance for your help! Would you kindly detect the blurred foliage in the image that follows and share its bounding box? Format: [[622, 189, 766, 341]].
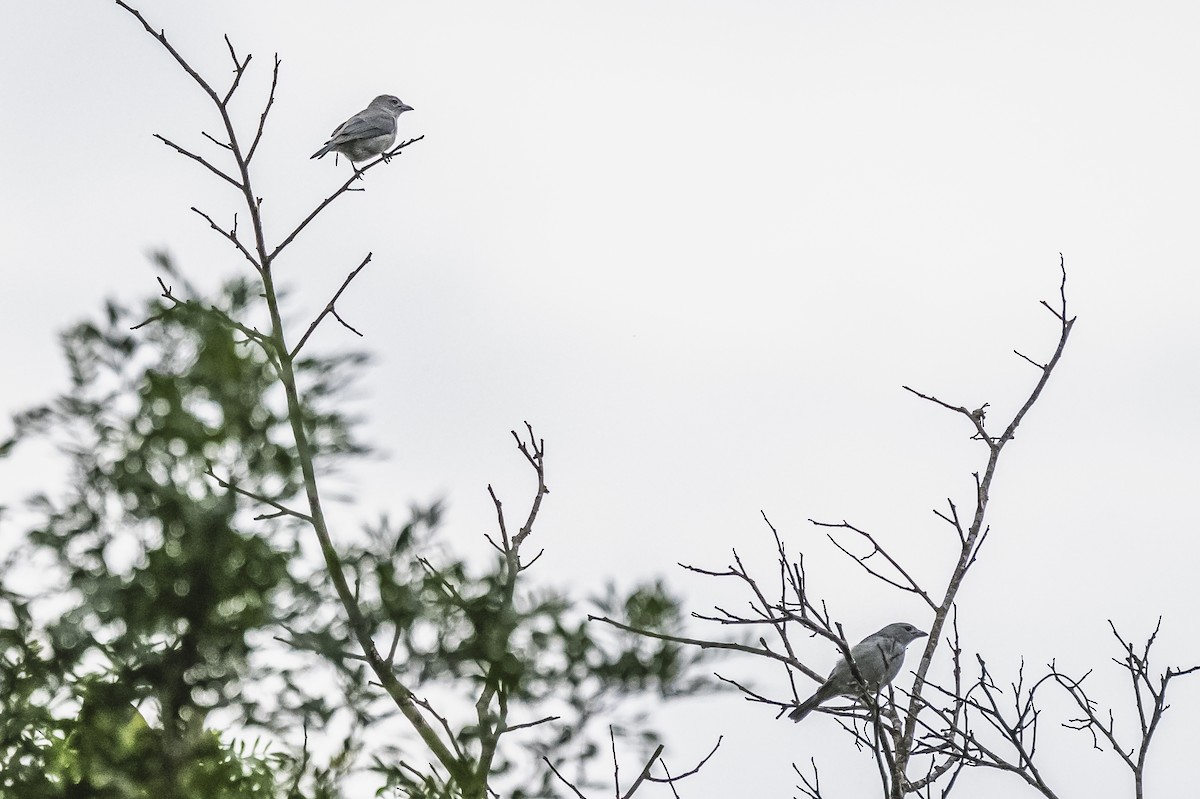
[[341, 514, 712, 798], [0, 259, 710, 798], [1, 257, 357, 798]]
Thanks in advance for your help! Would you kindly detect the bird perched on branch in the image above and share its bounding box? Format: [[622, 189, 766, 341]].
[[788, 622, 927, 722], [310, 94, 414, 169]]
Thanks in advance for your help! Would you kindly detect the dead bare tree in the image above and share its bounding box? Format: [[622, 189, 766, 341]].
[[594, 261, 1198, 797], [1049, 619, 1199, 799]]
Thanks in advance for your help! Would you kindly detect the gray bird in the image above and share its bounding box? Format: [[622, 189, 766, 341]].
[[310, 94, 414, 168], [788, 622, 928, 722]]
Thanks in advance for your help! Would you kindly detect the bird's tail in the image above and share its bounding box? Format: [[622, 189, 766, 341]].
[[789, 682, 838, 723], [310, 144, 333, 160], [788, 700, 818, 722]]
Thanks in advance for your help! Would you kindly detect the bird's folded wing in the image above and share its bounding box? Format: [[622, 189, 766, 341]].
[[329, 112, 397, 142]]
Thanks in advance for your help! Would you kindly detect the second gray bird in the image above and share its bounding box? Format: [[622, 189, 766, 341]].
[[789, 622, 927, 722], [310, 94, 414, 168]]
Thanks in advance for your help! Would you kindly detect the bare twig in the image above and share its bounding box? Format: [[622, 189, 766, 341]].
[[246, 54, 280, 163], [794, 758, 823, 799], [510, 422, 549, 550], [132, 277, 275, 365], [152, 133, 242, 189], [500, 715, 559, 735], [290, 253, 372, 358], [809, 519, 937, 609], [544, 756, 589, 799], [589, 614, 803, 669], [410, 693, 467, 761], [220, 34, 251, 104], [646, 736, 722, 784], [190, 206, 261, 270], [204, 467, 311, 523], [620, 742, 664, 799]]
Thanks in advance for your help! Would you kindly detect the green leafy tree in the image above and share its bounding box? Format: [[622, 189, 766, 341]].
[[2, 265, 332, 798], [1, 6, 713, 798]]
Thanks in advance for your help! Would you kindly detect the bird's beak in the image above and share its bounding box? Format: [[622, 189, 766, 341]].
[[916, 630, 929, 638], [401, 103, 414, 113]]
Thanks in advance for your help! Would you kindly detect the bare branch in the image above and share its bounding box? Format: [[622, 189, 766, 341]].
[[200, 130, 232, 151], [901, 384, 992, 444], [152, 133, 243, 189], [647, 736, 722, 784], [220, 33, 251, 105], [409, 693, 467, 761], [269, 134, 425, 261], [1012, 349, 1045, 370], [115, 2, 224, 104], [619, 743, 665, 799], [290, 253, 372, 358], [246, 54, 280, 163], [500, 715, 559, 735], [132, 277, 275, 368], [544, 756, 589, 799], [190, 206, 261, 270], [510, 422, 548, 549], [996, 256, 1075, 447], [794, 758, 823, 799], [589, 614, 800, 668], [487, 484, 509, 550], [1051, 618, 1200, 798], [809, 518, 937, 609], [931, 499, 966, 546], [204, 467, 311, 523]]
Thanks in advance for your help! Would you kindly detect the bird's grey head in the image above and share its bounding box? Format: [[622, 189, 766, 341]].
[[369, 94, 414, 115], [879, 622, 928, 646]]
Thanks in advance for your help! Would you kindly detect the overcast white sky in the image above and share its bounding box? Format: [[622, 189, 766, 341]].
[[3, 2, 1199, 797]]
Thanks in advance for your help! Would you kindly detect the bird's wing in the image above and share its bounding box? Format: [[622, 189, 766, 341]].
[[328, 111, 397, 143], [847, 635, 902, 684], [849, 634, 886, 664]]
